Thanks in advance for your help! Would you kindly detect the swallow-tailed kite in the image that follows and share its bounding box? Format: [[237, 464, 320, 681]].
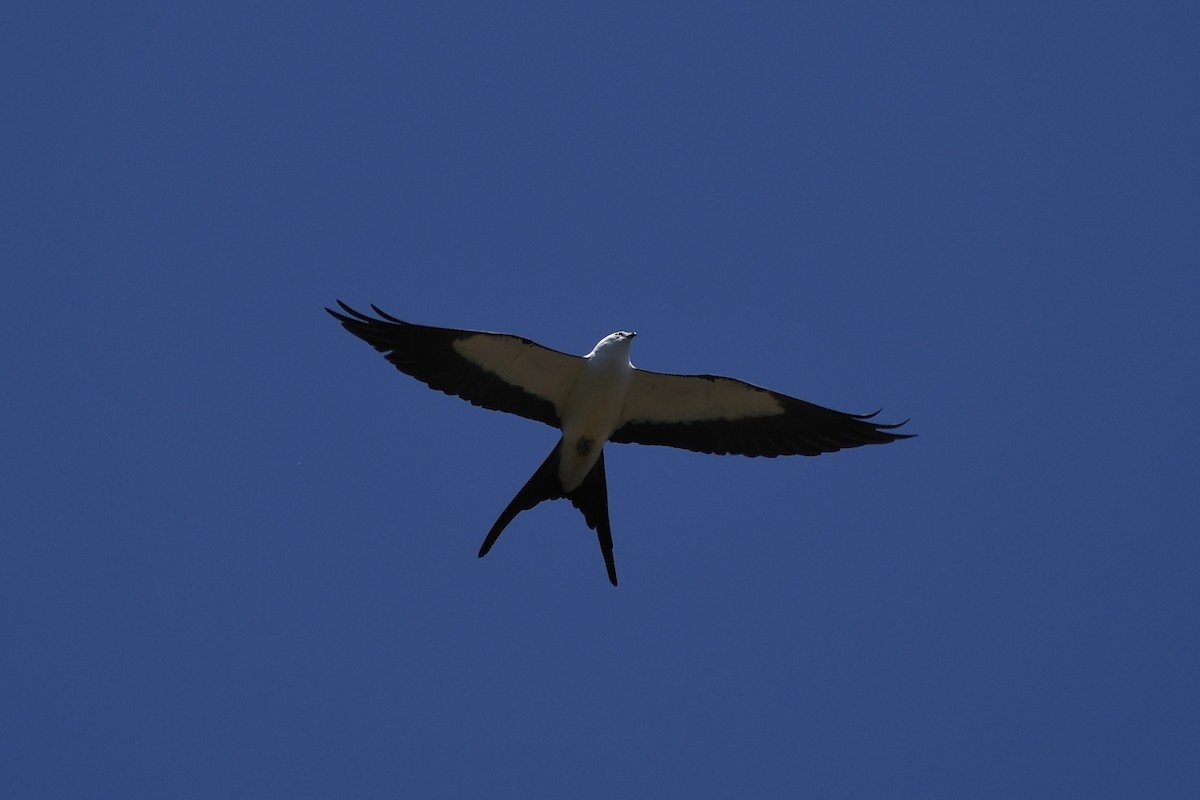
[[327, 301, 912, 586]]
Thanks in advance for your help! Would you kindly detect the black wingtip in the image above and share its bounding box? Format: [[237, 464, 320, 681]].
[[877, 417, 916, 439], [329, 300, 405, 327], [324, 301, 349, 322], [370, 304, 406, 324], [852, 408, 915, 440], [327, 300, 364, 325]]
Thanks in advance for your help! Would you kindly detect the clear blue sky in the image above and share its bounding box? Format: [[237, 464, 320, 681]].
[[3, 2, 1198, 797]]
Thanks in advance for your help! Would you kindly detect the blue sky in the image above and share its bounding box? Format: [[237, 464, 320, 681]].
[[3, 2, 1198, 797]]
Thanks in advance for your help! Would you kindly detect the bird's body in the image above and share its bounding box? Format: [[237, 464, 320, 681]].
[[327, 302, 912, 586], [558, 332, 635, 490]]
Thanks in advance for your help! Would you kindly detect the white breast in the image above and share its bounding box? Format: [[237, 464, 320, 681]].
[[556, 335, 634, 490]]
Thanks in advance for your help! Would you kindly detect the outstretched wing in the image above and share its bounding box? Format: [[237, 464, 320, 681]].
[[611, 369, 911, 457], [327, 301, 583, 427]]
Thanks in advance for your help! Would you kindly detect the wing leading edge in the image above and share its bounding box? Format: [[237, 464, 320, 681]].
[[326, 301, 582, 427]]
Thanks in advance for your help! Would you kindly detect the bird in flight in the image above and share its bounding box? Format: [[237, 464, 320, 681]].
[[327, 301, 911, 586]]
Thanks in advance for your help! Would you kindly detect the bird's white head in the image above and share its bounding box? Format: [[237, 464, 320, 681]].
[[588, 330, 637, 360]]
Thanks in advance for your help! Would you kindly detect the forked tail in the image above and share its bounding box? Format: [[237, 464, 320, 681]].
[[478, 439, 617, 586]]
